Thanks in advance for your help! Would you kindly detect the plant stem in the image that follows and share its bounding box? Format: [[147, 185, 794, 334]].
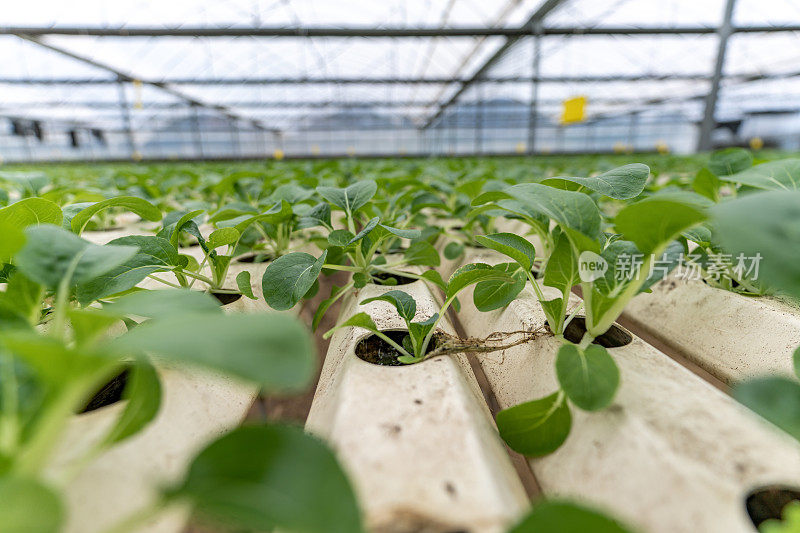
[[563, 301, 585, 331], [179, 270, 216, 287], [146, 275, 182, 288], [321, 264, 361, 272], [589, 252, 655, 337], [373, 330, 413, 359], [12, 369, 110, 477]]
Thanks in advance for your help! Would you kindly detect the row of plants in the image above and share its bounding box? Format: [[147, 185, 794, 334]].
[[1, 148, 798, 532], [0, 179, 639, 531]]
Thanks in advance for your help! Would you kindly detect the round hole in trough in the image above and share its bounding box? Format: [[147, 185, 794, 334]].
[[210, 291, 243, 305], [80, 368, 129, 413], [746, 486, 800, 529], [372, 271, 417, 286], [550, 316, 632, 348], [236, 252, 273, 264], [355, 330, 441, 366]]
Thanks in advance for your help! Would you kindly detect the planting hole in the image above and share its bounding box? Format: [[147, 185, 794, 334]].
[[236, 252, 273, 264], [373, 271, 417, 286], [555, 316, 632, 348], [81, 368, 130, 413], [211, 291, 243, 305], [355, 330, 441, 366], [746, 486, 800, 529]]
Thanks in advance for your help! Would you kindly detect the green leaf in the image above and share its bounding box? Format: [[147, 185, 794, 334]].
[[347, 216, 380, 245], [543, 232, 578, 293], [475, 232, 536, 271], [328, 230, 355, 247], [404, 241, 440, 267], [262, 251, 328, 311], [711, 191, 800, 299], [76, 235, 184, 305], [0, 198, 62, 229], [323, 312, 378, 340], [171, 425, 363, 533], [207, 227, 240, 250], [794, 347, 800, 380], [509, 500, 633, 533], [0, 221, 25, 262], [16, 225, 138, 288], [734, 377, 800, 441], [443, 242, 464, 260], [506, 183, 601, 251], [379, 224, 420, 240], [692, 168, 721, 202], [236, 270, 257, 300], [420, 269, 447, 291], [70, 196, 161, 234], [102, 362, 162, 445], [615, 195, 707, 255], [161, 209, 205, 249], [317, 180, 377, 213], [720, 158, 800, 191], [496, 392, 572, 457], [708, 147, 753, 177], [361, 290, 416, 322], [542, 163, 649, 200], [471, 190, 512, 206], [105, 289, 222, 319], [312, 284, 348, 331], [297, 202, 331, 229], [473, 263, 526, 312], [556, 344, 620, 411], [446, 262, 514, 301], [0, 477, 63, 533], [67, 308, 122, 346], [109, 313, 314, 391]]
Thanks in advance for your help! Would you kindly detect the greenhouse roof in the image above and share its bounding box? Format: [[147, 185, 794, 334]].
[[1, 0, 800, 135]]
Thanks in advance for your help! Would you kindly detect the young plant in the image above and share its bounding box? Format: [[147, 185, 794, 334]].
[[476, 173, 709, 456], [0, 218, 361, 533], [323, 262, 520, 364], [262, 180, 445, 329]]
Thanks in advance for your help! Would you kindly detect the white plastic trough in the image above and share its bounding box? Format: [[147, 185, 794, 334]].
[[451, 249, 800, 533], [623, 271, 800, 384], [305, 280, 529, 533]]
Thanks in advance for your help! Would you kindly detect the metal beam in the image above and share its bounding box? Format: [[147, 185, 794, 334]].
[[0, 24, 798, 37], [697, 0, 737, 152], [15, 34, 280, 134], [0, 73, 720, 85], [421, 0, 567, 129], [116, 80, 136, 154]]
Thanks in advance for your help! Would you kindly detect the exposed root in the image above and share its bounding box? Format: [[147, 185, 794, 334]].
[[422, 324, 547, 361]]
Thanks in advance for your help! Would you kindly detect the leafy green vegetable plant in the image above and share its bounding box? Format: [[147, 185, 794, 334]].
[[324, 263, 517, 363], [262, 180, 446, 329], [0, 217, 361, 532], [471, 167, 711, 456]]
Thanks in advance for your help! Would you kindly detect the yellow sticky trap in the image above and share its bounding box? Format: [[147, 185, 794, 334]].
[[655, 140, 669, 154], [560, 96, 586, 124], [131, 150, 143, 161], [346, 146, 356, 157], [749, 137, 764, 150], [273, 149, 285, 160], [613, 142, 626, 154], [515, 142, 526, 154], [311, 144, 321, 156]]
